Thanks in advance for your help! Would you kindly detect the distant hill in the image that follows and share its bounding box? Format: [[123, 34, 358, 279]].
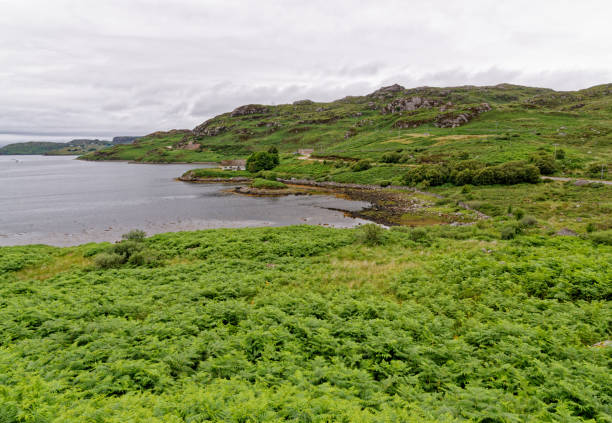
[[80, 83, 611, 179], [0, 136, 142, 155]]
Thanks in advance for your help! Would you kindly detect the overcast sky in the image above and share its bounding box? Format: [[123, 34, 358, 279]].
[[1, 0, 611, 143]]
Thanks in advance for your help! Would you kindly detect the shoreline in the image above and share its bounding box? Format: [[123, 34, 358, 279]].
[[179, 175, 486, 226]]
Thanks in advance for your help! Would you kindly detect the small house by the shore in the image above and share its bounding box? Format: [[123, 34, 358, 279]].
[[220, 159, 246, 171]]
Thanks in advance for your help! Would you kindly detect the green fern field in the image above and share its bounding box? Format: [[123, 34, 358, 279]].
[[1, 225, 610, 421]]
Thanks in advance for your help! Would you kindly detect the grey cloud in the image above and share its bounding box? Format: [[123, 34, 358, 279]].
[[1, 0, 611, 140]]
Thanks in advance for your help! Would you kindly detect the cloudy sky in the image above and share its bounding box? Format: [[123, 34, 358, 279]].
[[1, 0, 611, 144]]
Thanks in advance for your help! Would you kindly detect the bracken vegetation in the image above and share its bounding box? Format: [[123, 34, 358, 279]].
[[1, 225, 610, 422]]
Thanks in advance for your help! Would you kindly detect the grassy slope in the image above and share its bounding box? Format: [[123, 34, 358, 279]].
[[0, 225, 610, 422], [80, 84, 612, 179]]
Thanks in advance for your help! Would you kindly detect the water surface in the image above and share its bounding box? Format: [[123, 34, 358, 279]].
[[0, 156, 370, 246]]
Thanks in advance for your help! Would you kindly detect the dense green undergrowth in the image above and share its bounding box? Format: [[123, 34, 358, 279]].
[[1, 225, 610, 422]]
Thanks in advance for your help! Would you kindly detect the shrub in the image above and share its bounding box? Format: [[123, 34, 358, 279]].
[[357, 224, 385, 245], [122, 230, 146, 242], [351, 160, 371, 172], [500, 225, 517, 240], [589, 229, 612, 245], [407, 227, 429, 243], [473, 162, 540, 185], [379, 180, 391, 187], [514, 209, 525, 219], [111, 240, 144, 259], [529, 153, 556, 175], [556, 149, 565, 160], [381, 152, 401, 163], [94, 253, 125, 269], [453, 169, 475, 185], [404, 164, 450, 186], [586, 162, 607, 178], [519, 215, 538, 228], [128, 251, 159, 267], [258, 171, 278, 181], [251, 178, 287, 189], [247, 151, 278, 173], [586, 223, 595, 233]]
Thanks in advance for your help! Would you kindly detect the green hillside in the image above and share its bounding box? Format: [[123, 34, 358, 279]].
[[80, 83, 612, 180]]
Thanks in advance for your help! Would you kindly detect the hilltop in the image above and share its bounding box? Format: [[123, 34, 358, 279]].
[[80, 83, 611, 179]]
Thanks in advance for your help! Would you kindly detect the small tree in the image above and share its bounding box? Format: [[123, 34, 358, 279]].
[[247, 151, 277, 173]]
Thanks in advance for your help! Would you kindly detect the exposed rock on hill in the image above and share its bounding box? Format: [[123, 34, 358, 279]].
[[381, 96, 442, 114], [193, 119, 228, 137], [231, 104, 269, 117], [434, 103, 492, 128], [368, 84, 405, 99]]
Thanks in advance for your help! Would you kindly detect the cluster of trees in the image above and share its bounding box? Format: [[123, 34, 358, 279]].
[[404, 160, 541, 186], [246, 147, 280, 173]]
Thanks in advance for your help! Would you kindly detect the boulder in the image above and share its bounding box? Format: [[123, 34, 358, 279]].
[[555, 228, 578, 236], [293, 99, 314, 105]]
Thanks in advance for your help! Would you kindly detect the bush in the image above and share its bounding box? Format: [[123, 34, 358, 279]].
[[247, 151, 278, 173], [586, 162, 607, 178], [381, 152, 401, 163], [122, 230, 146, 242], [379, 180, 391, 187], [500, 225, 517, 240], [519, 215, 538, 228], [556, 149, 565, 160], [357, 224, 385, 245], [529, 153, 556, 175], [94, 253, 126, 269], [351, 160, 371, 172], [251, 178, 287, 189], [407, 227, 429, 243], [111, 240, 144, 259], [473, 162, 540, 185], [257, 171, 278, 181], [588, 229, 612, 245], [404, 164, 450, 186], [128, 251, 160, 267], [514, 209, 525, 219], [586, 223, 596, 233]]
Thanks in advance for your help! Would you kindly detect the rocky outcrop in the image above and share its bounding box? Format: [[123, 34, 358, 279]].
[[192, 119, 228, 137], [368, 84, 405, 99], [433, 103, 491, 128], [555, 228, 578, 237], [380, 96, 442, 114], [230, 104, 269, 117]]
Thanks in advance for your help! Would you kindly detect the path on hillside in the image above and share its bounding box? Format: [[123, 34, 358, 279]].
[[542, 176, 612, 185]]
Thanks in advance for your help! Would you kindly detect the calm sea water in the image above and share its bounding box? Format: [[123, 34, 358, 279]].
[[0, 155, 370, 246]]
